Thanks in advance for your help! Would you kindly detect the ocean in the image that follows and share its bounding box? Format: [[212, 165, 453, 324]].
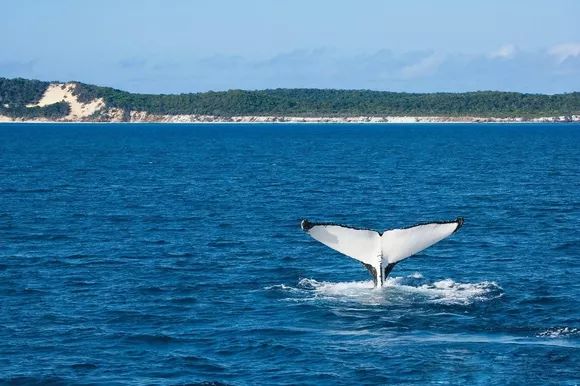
[[0, 123, 578, 385]]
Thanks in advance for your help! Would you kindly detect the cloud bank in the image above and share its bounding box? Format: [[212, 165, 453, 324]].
[[3, 44, 580, 94]]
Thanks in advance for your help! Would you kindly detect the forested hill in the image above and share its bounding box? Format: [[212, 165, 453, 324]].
[[1, 77, 580, 120]]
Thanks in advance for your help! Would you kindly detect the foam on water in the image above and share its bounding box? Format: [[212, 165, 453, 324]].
[[269, 273, 503, 306], [538, 327, 580, 338]]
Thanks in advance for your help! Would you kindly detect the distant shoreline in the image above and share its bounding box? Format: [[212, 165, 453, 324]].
[[2, 120, 580, 124], [2, 116, 580, 124], [2, 79, 580, 124]]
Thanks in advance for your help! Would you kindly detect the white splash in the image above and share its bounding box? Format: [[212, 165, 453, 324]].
[[411, 278, 502, 305], [265, 274, 503, 306], [263, 283, 304, 294]]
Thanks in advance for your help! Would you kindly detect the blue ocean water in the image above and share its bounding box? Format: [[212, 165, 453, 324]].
[[0, 123, 578, 385]]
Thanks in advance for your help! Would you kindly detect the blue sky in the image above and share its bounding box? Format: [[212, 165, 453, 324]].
[[2, 0, 580, 93]]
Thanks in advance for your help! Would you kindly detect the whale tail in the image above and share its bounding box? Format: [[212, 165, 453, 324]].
[[301, 217, 463, 286]]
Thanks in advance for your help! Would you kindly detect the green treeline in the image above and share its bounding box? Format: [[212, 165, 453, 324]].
[[1, 77, 580, 119], [0, 78, 49, 107], [75, 83, 580, 117], [0, 78, 70, 119], [1, 102, 70, 119]]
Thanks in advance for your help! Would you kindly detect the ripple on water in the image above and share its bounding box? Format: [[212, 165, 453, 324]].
[[1, 123, 579, 384]]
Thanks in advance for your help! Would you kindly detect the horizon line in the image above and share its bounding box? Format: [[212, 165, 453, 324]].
[[2, 76, 578, 97]]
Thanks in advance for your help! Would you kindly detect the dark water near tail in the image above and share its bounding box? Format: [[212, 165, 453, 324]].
[[0, 123, 578, 385]]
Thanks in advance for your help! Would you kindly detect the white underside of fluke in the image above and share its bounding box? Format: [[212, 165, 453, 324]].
[[301, 218, 463, 286]]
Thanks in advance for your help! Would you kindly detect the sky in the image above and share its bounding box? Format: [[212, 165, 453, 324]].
[[2, 0, 580, 94]]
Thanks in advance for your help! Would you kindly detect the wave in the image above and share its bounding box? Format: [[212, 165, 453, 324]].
[[123, 333, 182, 345], [538, 327, 580, 338], [267, 273, 503, 306]]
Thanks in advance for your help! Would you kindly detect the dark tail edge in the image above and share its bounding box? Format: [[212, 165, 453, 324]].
[[454, 217, 464, 233], [362, 263, 378, 287], [303, 217, 464, 233], [300, 219, 313, 231]]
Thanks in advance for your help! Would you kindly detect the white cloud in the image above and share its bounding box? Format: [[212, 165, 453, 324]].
[[20, 45, 580, 94], [490, 44, 517, 59], [400, 53, 445, 79], [548, 43, 580, 63]]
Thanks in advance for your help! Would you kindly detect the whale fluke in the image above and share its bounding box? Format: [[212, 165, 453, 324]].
[[300, 217, 464, 286]]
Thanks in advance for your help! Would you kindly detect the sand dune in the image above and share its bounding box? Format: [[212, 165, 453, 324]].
[[26, 83, 105, 120]]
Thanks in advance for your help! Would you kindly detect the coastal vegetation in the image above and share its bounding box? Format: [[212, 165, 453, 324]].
[[1, 77, 579, 119], [0, 78, 71, 119], [1, 102, 70, 119], [0, 78, 48, 106]]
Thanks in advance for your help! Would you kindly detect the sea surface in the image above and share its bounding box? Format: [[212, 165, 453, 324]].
[[0, 123, 579, 385]]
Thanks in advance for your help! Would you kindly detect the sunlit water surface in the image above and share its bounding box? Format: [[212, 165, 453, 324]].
[[0, 123, 578, 385]]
